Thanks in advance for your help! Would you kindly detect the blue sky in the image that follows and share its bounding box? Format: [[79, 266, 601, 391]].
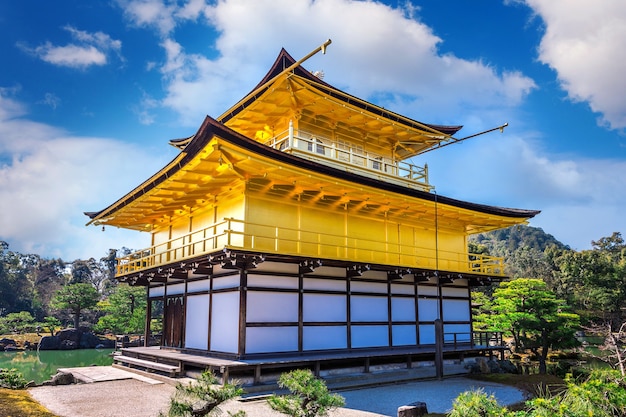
[[1, 0, 625, 261]]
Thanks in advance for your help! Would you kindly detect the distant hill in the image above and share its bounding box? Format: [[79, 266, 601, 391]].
[[470, 225, 570, 257]]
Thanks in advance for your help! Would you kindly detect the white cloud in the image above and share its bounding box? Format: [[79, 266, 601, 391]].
[[117, 0, 536, 128], [525, 0, 626, 130], [17, 26, 122, 69], [0, 90, 168, 260]]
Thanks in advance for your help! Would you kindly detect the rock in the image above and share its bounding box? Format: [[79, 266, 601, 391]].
[[57, 328, 81, 345], [0, 338, 16, 347], [398, 401, 428, 417], [80, 332, 101, 349], [42, 372, 75, 386], [59, 339, 78, 350], [38, 335, 60, 350]]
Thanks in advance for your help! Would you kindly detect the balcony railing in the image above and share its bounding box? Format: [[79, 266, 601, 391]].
[[116, 218, 504, 278], [263, 127, 432, 191]]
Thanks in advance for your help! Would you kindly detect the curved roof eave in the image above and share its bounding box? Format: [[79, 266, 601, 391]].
[[86, 115, 539, 224], [219, 48, 463, 138]]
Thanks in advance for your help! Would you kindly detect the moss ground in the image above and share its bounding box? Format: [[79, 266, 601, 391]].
[[0, 388, 58, 417]]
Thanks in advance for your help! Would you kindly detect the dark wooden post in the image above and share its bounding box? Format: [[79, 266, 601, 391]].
[[435, 318, 443, 379]]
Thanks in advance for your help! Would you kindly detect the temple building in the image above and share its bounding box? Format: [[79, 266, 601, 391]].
[[86, 41, 538, 381]]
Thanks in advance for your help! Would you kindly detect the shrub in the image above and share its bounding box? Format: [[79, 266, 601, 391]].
[[160, 370, 244, 417], [0, 369, 30, 389], [268, 369, 345, 417]]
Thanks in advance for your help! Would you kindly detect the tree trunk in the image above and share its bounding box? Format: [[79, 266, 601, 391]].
[[73, 308, 80, 329]]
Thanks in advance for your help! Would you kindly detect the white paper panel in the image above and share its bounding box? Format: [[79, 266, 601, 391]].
[[392, 325, 417, 346], [351, 281, 387, 294], [303, 294, 346, 322], [303, 278, 346, 291], [210, 292, 239, 353], [247, 274, 298, 289], [417, 285, 438, 296], [442, 299, 471, 322], [167, 282, 186, 295], [187, 279, 210, 293], [391, 297, 415, 322], [303, 326, 347, 350], [390, 283, 414, 295], [212, 275, 240, 290], [246, 327, 298, 354], [351, 296, 388, 322], [444, 324, 471, 342], [184, 294, 209, 350], [149, 286, 165, 297], [441, 287, 468, 297], [247, 292, 298, 323], [417, 298, 439, 321], [351, 325, 388, 348], [419, 325, 435, 344]]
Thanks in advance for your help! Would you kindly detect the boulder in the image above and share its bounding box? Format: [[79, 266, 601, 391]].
[[398, 402, 428, 417], [80, 332, 101, 349], [56, 328, 81, 345], [38, 335, 60, 350], [59, 339, 78, 350], [42, 372, 75, 386]]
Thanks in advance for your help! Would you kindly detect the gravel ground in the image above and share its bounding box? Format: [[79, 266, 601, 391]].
[[29, 376, 524, 417]]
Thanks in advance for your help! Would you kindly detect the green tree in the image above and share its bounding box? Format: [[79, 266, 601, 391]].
[[95, 284, 146, 334], [50, 283, 99, 329], [268, 369, 345, 417], [488, 278, 580, 374]]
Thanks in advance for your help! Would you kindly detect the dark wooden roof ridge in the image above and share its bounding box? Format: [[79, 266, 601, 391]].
[[220, 48, 463, 137], [85, 115, 539, 222]]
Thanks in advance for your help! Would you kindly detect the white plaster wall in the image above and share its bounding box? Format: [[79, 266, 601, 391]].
[[418, 298, 439, 321], [149, 286, 165, 297], [210, 292, 239, 353], [419, 325, 435, 344], [185, 294, 209, 350], [417, 285, 438, 296], [246, 327, 298, 353], [441, 287, 468, 297], [187, 279, 210, 293], [247, 274, 298, 289], [167, 282, 186, 295], [303, 278, 346, 291], [351, 281, 387, 294], [212, 275, 240, 290], [442, 299, 471, 321], [303, 294, 346, 322], [391, 297, 415, 321], [351, 325, 388, 348], [247, 292, 298, 323], [351, 296, 388, 322], [303, 326, 347, 350], [392, 325, 417, 346]]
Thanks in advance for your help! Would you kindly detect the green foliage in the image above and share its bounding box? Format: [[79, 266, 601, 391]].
[[487, 279, 580, 374], [0, 369, 30, 389], [525, 370, 626, 417], [448, 389, 513, 417], [160, 370, 243, 417], [94, 284, 146, 334], [50, 283, 99, 329], [41, 316, 61, 336], [0, 312, 35, 334], [448, 371, 626, 417], [268, 369, 345, 417]]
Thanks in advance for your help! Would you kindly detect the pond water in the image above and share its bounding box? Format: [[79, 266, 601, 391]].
[[0, 349, 114, 384]]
